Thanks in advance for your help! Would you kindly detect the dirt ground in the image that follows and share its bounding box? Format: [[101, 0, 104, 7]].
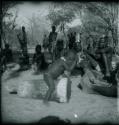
[[1, 69, 119, 124]]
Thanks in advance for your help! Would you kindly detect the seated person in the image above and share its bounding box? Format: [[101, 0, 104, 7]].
[[107, 59, 119, 85], [3, 44, 13, 64], [43, 50, 78, 104], [85, 35, 113, 76], [78, 60, 117, 97], [32, 45, 46, 72], [95, 36, 113, 78]]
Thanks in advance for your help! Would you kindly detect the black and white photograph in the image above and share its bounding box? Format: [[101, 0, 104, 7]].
[[1, 1, 119, 124]]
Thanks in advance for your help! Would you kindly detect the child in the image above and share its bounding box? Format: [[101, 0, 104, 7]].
[[32, 45, 46, 72], [43, 50, 78, 104]]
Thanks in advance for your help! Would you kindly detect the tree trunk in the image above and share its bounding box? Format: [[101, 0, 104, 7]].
[[111, 27, 118, 50]]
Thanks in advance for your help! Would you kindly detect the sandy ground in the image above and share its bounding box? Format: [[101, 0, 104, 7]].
[[1, 69, 119, 124]]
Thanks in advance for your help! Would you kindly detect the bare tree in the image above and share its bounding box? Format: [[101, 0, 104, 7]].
[[1, 1, 21, 48]]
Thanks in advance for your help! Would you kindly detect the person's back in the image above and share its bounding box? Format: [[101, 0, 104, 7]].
[[48, 49, 77, 77], [49, 26, 57, 53], [48, 59, 66, 79]]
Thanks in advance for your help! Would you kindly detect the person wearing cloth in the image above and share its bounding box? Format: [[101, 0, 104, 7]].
[[84, 35, 113, 81], [48, 26, 58, 54], [43, 50, 78, 104]]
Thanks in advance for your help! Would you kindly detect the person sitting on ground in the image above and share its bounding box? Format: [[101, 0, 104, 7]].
[[32, 44, 47, 73], [3, 44, 13, 64], [43, 49, 78, 104], [94, 35, 113, 78], [77, 60, 117, 97], [84, 35, 113, 80]]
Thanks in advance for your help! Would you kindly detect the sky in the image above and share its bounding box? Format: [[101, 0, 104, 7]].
[[8, 2, 82, 30], [8, 2, 51, 28]]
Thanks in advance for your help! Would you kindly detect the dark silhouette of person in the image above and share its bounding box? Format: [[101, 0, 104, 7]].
[[95, 35, 113, 78], [17, 26, 28, 53], [48, 26, 57, 53], [3, 44, 13, 64], [32, 44, 47, 71], [84, 35, 113, 80], [68, 32, 76, 49]]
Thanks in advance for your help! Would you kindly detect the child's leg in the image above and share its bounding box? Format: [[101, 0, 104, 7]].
[[44, 73, 55, 102]]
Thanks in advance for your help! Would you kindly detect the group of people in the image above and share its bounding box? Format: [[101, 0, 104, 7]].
[[1, 25, 119, 105], [42, 25, 80, 61], [42, 30, 119, 104]]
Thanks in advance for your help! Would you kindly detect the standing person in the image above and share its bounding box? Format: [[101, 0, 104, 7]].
[[84, 35, 113, 80], [17, 26, 28, 54], [48, 26, 57, 54], [43, 50, 78, 104], [95, 35, 113, 78], [55, 24, 67, 59], [17, 26, 29, 70], [87, 35, 94, 52], [42, 34, 49, 51]]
